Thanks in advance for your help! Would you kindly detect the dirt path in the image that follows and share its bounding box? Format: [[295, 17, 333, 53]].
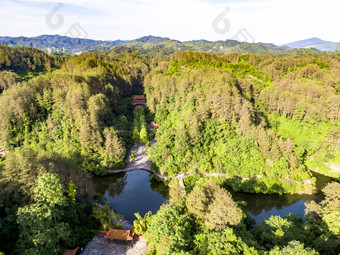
[[126, 143, 151, 170], [107, 141, 168, 180]]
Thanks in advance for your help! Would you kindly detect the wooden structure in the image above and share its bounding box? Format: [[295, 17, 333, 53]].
[[132, 95, 146, 107], [104, 227, 134, 241], [62, 247, 78, 255], [151, 121, 158, 129], [0, 147, 8, 157]]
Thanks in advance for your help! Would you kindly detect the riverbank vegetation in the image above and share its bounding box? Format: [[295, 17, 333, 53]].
[[140, 178, 340, 254], [0, 46, 340, 254]]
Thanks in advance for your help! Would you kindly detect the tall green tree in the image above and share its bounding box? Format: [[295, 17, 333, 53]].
[[16, 173, 71, 255]]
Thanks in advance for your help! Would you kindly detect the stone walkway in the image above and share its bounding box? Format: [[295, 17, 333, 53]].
[[107, 141, 168, 180], [82, 236, 148, 255], [126, 143, 151, 170]]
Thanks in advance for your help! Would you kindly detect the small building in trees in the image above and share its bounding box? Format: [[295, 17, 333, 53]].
[[0, 147, 8, 157], [132, 95, 146, 107], [151, 121, 159, 129]]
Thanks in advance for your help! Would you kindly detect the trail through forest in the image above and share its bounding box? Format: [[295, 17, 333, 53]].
[[107, 140, 168, 180]]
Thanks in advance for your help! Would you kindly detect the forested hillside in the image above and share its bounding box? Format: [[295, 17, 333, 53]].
[[145, 51, 340, 193], [0, 46, 149, 254], [1, 34, 330, 56], [0, 46, 340, 254], [138, 178, 340, 254]]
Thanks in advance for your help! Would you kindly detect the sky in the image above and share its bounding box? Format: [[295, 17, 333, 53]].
[[0, 0, 339, 45]]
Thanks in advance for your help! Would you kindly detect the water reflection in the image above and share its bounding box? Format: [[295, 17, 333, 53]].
[[92, 170, 332, 224], [93, 172, 127, 198], [226, 172, 331, 223], [92, 170, 168, 221], [150, 177, 170, 200]]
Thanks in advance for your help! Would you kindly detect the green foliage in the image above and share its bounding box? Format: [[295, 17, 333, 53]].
[[269, 115, 332, 156], [132, 107, 149, 144], [34, 173, 67, 206], [305, 182, 340, 253], [0, 45, 60, 77], [194, 228, 259, 255], [0, 148, 94, 254], [0, 52, 150, 173], [269, 241, 319, 255], [92, 203, 123, 230], [255, 215, 305, 249], [2, 47, 340, 255], [186, 179, 243, 230], [68, 181, 77, 205], [166, 61, 181, 75], [129, 150, 136, 162], [322, 211, 340, 236], [100, 127, 126, 169], [306, 182, 340, 217], [133, 211, 152, 235], [145, 203, 193, 254], [140, 125, 149, 144], [144, 51, 340, 193], [16, 173, 70, 255]]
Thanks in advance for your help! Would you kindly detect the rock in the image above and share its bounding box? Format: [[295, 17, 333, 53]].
[[83, 236, 148, 255]]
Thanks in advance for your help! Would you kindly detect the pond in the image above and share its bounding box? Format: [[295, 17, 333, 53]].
[[228, 172, 331, 223], [93, 170, 169, 221], [93, 170, 332, 223]]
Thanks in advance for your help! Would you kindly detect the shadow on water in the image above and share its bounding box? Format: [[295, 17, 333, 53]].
[[92, 170, 169, 222], [227, 172, 333, 223], [93, 172, 128, 198]]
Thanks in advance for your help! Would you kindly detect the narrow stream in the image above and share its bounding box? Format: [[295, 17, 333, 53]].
[[92, 170, 332, 223]]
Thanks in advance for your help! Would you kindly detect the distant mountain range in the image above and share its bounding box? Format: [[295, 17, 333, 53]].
[[282, 37, 340, 51], [0, 34, 337, 55], [0, 36, 11, 40], [0, 35, 124, 54]]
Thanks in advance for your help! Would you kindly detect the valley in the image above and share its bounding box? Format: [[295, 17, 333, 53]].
[[0, 45, 339, 254]]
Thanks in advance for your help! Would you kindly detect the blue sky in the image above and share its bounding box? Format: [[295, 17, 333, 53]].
[[0, 0, 339, 45]]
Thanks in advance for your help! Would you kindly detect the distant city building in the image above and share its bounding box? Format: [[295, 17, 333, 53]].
[[132, 95, 146, 107]]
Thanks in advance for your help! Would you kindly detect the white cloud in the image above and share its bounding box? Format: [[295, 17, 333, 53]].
[[0, 0, 339, 44]]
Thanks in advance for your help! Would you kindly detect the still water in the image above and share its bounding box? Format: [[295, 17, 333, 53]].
[[93, 170, 169, 221], [93, 170, 332, 223], [228, 172, 331, 222]]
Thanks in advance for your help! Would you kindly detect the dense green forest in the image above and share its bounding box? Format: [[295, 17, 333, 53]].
[[145, 51, 340, 194], [137, 178, 340, 254], [0, 46, 149, 254], [0, 46, 339, 254]]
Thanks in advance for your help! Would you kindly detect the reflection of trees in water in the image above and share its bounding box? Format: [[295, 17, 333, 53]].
[[150, 177, 169, 200], [230, 191, 319, 216], [223, 172, 334, 217], [224, 176, 331, 217], [93, 172, 127, 198], [107, 175, 127, 198]]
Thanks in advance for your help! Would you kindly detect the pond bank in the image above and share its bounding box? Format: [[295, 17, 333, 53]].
[[94, 170, 332, 224], [103, 142, 322, 197]]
